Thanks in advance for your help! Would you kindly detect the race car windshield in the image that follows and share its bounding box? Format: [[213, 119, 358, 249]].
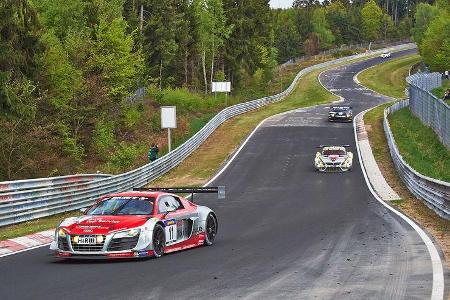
[[87, 197, 155, 215], [323, 149, 346, 156], [331, 107, 349, 111]]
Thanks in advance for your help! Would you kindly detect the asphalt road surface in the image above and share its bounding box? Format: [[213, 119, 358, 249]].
[[0, 48, 445, 300]]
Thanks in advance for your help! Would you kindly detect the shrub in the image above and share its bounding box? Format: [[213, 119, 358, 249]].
[[93, 119, 115, 156]]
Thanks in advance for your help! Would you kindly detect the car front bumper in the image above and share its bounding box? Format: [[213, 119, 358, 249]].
[[328, 115, 352, 122], [54, 249, 154, 259]]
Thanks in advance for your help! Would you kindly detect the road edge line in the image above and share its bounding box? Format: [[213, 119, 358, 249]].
[[353, 109, 444, 300]]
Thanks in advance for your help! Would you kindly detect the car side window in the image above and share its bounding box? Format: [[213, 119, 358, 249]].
[[158, 196, 185, 213], [172, 197, 184, 210], [158, 197, 171, 213]]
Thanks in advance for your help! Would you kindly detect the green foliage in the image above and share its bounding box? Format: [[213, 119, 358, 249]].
[[91, 17, 144, 101], [109, 142, 140, 171], [311, 8, 334, 50], [93, 119, 115, 156], [150, 87, 220, 112], [123, 104, 144, 129], [398, 18, 412, 39], [0, 74, 37, 119], [412, 3, 439, 45], [361, 0, 382, 41], [34, 0, 88, 40], [38, 31, 81, 109], [57, 122, 84, 163], [420, 14, 450, 72]]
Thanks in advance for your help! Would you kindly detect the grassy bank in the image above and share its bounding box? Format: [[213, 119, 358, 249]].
[[431, 79, 450, 105], [389, 107, 450, 182], [358, 55, 421, 98]]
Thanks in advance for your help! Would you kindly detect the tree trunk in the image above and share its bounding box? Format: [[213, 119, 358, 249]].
[[159, 58, 163, 91], [210, 34, 215, 86], [201, 44, 208, 94], [184, 49, 188, 86], [394, 0, 398, 25]]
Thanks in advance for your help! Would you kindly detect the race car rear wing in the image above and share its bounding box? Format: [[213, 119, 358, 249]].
[[330, 106, 352, 109], [133, 186, 225, 202], [318, 144, 351, 148]]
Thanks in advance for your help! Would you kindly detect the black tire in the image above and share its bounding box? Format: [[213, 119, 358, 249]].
[[204, 213, 218, 246], [152, 224, 165, 258]]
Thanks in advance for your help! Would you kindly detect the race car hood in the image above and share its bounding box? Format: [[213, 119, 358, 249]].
[[61, 215, 150, 235], [320, 155, 347, 164]]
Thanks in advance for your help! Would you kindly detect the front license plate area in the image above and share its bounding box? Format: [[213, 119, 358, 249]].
[[78, 236, 96, 244]]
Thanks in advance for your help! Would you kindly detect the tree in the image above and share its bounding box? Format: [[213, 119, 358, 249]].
[[361, 0, 383, 41], [420, 12, 450, 72], [34, 0, 87, 40], [311, 8, 335, 50], [273, 9, 302, 63], [91, 17, 144, 101], [143, 0, 179, 90], [0, 0, 42, 117], [194, 0, 232, 93], [412, 3, 438, 45]]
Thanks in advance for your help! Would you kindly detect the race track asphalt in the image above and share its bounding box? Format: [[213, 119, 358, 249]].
[[0, 48, 445, 300]]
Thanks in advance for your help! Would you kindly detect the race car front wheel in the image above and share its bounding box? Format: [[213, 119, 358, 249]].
[[204, 213, 217, 246], [152, 224, 165, 258]]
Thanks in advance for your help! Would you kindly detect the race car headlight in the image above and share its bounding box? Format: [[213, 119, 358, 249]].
[[315, 157, 324, 167], [58, 228, 67, 238], [113, 228, 141, 239]]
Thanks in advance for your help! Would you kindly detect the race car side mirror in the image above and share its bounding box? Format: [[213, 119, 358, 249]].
[[79, 207, 88, 214]]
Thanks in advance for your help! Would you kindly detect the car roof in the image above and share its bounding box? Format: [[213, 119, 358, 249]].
[[322, 146, 346, 151], [101, 191, 172, 199], [330, 106, 350, 110]]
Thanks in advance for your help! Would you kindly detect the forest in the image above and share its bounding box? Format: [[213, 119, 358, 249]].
[[0, 0, 448, 181]]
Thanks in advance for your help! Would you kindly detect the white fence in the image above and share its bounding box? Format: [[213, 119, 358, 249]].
[[0, 44, 417, 227], [406, 73, 450, 148]]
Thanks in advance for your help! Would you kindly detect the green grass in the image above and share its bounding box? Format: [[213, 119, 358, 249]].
[[389, 107, 450, 182], [358, 55, 421, 99], [431, 79, 450, 105]]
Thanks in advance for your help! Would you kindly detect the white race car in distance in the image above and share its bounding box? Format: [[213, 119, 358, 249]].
[[315, 145, 353, 172], [380, 51, 391, 58]]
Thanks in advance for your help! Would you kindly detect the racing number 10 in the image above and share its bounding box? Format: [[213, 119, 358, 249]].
[[165, 224, 177, 243]]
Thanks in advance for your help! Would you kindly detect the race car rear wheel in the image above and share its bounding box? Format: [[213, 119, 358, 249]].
[[204, 213, 217, 246], [152, 224, 165, 258]]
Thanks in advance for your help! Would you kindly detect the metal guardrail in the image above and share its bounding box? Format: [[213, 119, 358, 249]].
[[0, 174, 111, 194], [406, 73, 450, 148], [384, 100, 450, 219], [0, 43, 417, 227]]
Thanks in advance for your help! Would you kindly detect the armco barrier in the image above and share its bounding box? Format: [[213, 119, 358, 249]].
[[406, 72, 450, 148], [0, 43, 417, 227], [384, 100, 450, 219], [0, 174, 111, 193]]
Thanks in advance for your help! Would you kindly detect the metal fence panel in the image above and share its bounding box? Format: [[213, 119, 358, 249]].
[[406, 73, 450, 148], [0, 43, 417, 227], [384, 100, 450, 219]]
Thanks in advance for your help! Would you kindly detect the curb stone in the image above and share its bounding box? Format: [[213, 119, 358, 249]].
[[355, 110, 401, 201]]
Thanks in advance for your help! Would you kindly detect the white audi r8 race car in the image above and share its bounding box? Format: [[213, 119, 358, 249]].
[[50, 187, 222, 259], [314, 145, 353, 172]]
